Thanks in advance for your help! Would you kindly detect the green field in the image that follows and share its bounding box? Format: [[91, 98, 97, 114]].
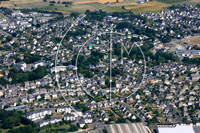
[[0, 123, 70, 133], [0, 124, 25, 133], [40, 124, 70, 133], [36, 2, 112, 14], [125, 1, 171, 14], [14, 0, 136, 13], [36, 0, 169, 14]]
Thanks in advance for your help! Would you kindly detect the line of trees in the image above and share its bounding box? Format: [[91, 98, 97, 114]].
[[182, 57, 200, 66]]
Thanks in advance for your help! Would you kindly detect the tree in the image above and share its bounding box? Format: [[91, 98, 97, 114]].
[[71, 12, 79, 18], [36, 23, 41, 28], [27, 89, 34, 94], [6, 36, 13, 42], [82, 124, 88, 129], [160, 35, 171, 43], [49, 1, 55, 3], [69, 124, 79, 132], [103, 127, 108, 133], [51, 37, 62, 44], [153, 110, 160, 117], [124, 98, 127, 103], [45, 114, 51, 120]]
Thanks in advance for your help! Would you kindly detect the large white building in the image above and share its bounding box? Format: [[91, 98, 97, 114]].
[[14, 62, 26, 71], [50, 66, 67, 73], [33, 61, 53, 69], [156, 124, 195, 133]]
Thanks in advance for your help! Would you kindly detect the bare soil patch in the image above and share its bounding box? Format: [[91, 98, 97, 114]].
[[184, 37, 200, 45]]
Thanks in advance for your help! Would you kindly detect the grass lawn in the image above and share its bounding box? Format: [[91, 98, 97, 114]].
[[17, 1, 49, 8], [106, 6, 127, 12], [40, 124, 70, 133], [0, 124, 25, 133]]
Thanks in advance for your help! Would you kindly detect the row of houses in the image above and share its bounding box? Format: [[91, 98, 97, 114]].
[[37, 116, 62, 127], [25, 108, 52, 121], [118, 105, 137, 119], [176, 49, 200, 58]]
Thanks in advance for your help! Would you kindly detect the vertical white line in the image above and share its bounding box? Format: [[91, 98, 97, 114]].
[[110, 30, 112, 103], [141, 124, 148, 133], [121, 42, 123, 64], [125, 124, 132, 133], [117, 124, 123, 133], [132, 123, 139, 133], [110, 125, 115, 133], [137, 123, 144, 133]]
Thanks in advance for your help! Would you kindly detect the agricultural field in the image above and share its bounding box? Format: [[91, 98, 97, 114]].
[[125, 1, 171, 14], [16, 2, 50, 8], [0, 0, 43, 7], [74, 0, 124, 4], [0, 0, 198, 14], [37, 2, 112, 13]]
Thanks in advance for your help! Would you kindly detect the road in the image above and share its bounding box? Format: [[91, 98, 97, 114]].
[[0, 29, 12, 36]]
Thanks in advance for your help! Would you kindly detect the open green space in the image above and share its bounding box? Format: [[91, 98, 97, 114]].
[[40, 124, 70, 133]]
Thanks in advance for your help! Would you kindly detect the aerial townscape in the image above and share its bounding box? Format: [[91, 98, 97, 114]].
[[2, 0, 200, 133]]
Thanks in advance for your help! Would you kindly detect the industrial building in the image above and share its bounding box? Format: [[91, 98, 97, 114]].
[[106, 123, 151, 133]]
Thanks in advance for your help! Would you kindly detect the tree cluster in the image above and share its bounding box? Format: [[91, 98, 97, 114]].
[[8, 66, 48, 84], [70, 50, 104, 78], [182, 57, 200, 66], [74, 102, 90, 113], [0, 109, 39, 133], [85, 10, 107, 21]]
